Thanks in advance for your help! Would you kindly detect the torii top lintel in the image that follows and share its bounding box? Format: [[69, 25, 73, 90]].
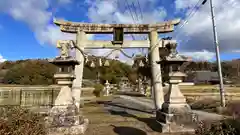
[[53, 19, 181, 34]]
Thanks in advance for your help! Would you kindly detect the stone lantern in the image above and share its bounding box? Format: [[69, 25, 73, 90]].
[[156, 43, 196, 133], [104, 80, 111, 96], [142, 79, 149, 95], [50, 58, 79, 86], [46, 41, 88, 135]]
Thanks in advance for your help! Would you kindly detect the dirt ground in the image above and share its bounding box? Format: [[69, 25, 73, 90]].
[[81, 97, 193, 135]]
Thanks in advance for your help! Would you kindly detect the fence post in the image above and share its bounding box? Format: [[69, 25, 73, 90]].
[[19, 89, 22, 106], [51, 88, 54, 107]]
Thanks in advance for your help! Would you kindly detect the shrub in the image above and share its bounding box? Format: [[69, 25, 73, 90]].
[[224, 101, 240, 117], [3, 60, 56, 85], [93, 84, 104, 97], [191, 99, 240, 117], [195, 119, 240, 135], [0, 106, 46, 135], [190, 98, 220, 112], [186, 98, 195, 104]]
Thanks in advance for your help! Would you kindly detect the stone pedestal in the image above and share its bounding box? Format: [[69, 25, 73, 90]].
[[46, 58, 89, 135], [45, 73, 89, 135], [156, 72, 196, 133]]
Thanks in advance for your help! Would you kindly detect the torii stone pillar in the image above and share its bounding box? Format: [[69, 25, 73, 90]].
[[72, 30, 86, 110], [149, 30, 164, 110]]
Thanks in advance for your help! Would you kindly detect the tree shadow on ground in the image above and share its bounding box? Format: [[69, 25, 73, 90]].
[[115, 91, 146, 97], [110, 110, 195, 135], [98, 100, 155, 114], [109, 109, 163, 132], [96, 99, 162, 132], [110, 124, 147, 135]]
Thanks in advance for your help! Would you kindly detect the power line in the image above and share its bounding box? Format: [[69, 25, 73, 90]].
[[130, 0, 147, 54], [124, 0, 136, 23], [130, 1, 146, 41], [124, 0, 136, 41], [131, 1, 148, 53], [123, 0, 147, 55], [136, 0, 144, 21], [175, 0, 235, 40], [177, 0, 236, 46], [148, 1, 206, 57], [131, 2, 139, 22], [173, 0, 204, 38]]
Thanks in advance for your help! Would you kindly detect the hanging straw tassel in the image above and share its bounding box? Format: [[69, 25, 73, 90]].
[[90, 61, 95, 68], [139, 60, 144, 67], [99, 58, 103, 66], [85, 56, 89, 64], [104, 60, 110, 67]]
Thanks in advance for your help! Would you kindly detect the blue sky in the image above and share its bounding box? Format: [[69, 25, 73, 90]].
[[0, 0, 239, 63], [0, 14, 58, 60]]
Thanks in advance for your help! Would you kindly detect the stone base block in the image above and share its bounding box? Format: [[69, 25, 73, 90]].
[[216, 106, 227, 114], [157, 121, 195, 133], [156, 110, 197, 133], [48, 118, 89, 135]]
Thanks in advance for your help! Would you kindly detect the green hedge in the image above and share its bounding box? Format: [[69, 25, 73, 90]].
[[93, 84, 104, 97]]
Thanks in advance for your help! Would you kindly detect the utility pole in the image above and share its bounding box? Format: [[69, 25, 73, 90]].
[[205, 0, 226, 107]]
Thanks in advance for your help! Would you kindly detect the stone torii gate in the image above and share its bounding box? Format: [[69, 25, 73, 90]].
[[53, 19, 180, 112]]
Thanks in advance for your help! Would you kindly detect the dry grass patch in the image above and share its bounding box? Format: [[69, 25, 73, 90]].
[[179, 85, 240, 93], [187, 97, 240, 117], [0, 106, 46, 135]]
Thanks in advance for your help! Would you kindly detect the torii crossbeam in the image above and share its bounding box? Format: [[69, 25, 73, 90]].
[[58, 39, 177, 49], [54, 19, 180, 34]]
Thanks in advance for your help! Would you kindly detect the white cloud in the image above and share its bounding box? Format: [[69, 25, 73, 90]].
[[2, 0, 229, 62], [180, 50, 215, 61], [175, 0, 200, 10], [175, 0, 240, 55], [233, 50, 240, 53], [0, 0, 168, 60], [0, 0, 118, 58], [0, 54, 6, 62], [85, 0, 167, 57], [86, 0, 166, 24], [0, 0, 74, 46]]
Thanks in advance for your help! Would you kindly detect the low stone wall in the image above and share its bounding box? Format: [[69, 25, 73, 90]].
[[184, 92, 240, 101], [0, 85, 95, 106]]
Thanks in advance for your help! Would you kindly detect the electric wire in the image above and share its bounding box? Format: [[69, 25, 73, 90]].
[[173, 0, 204, 39], [178, 0, 236, 47]]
